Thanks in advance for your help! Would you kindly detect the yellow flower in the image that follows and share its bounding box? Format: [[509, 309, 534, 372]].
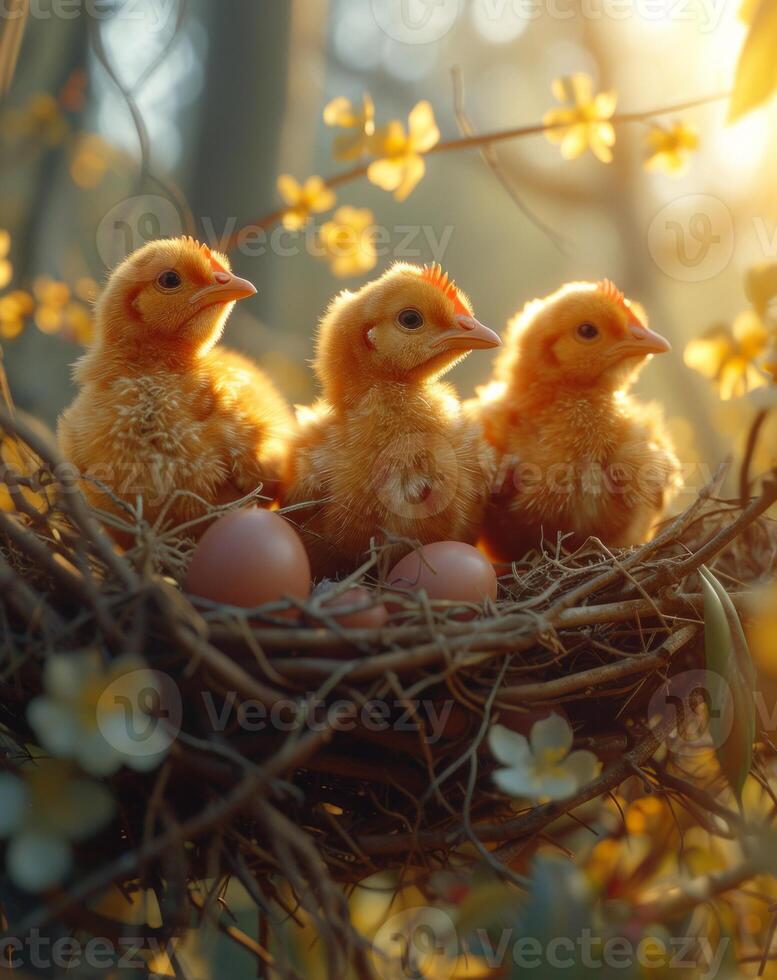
[[0, 290, 33, 339], [762, 342, 777, 382], [489, 714, 600, 802], [33, 276, 70, 333], [684, 310, 770, 399], [543, 73, 617, 163], [70, 133, 117, 189], [5, 92, 68, 145], [323, 93, 375, 161], [318, 206, 377, 278], [749, 582, 777, 678], [30, 276, 92, 341], [644, 120, 699, 176], [367, 100, 440, 201], [75, 276, 99, 304], [277, 174, 336, 230], [0, 230, 12, 290], [745, 261, 777, 317]]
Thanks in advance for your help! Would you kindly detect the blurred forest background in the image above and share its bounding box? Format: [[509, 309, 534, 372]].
[[2, 0, 775, 497]]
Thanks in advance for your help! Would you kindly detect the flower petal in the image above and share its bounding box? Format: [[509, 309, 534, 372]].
[[593, 90, 617, 118], [27, 697, 82, 758], [488, 724, 531, 769], [323, 96, 356, 128], [492, 766, 539, 798], [563, 749, 601, 789], [394, 155, 426, 201], [44, 652, 97, 700], [277, 174, 301, 206], [534, 772, 578, 800], [367, 158, 403, 192], [7, 831, 72, 892], [408, 100, 440, 153], [75, 726, 123, 777], [530, 714, 573, 756], [684, 331, 733, 378], [560, 126, 588, 160], [568, 72, 594, 104], [0, 773, 27, 837]]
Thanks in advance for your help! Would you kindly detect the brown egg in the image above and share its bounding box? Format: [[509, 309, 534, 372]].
[[387, 542, 498, 604], [312, 585, 389, 630], [185, 508, 311, 609]]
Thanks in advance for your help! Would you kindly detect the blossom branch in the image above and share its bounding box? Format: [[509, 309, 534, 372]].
[[225, 90, 728, 250]]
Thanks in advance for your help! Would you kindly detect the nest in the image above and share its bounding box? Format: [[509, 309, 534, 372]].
[[1, 400, 776, 975]]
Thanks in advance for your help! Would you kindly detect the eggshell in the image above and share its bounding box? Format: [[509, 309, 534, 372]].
[[185, 508, 311, 609], [312, 586, 389, 630], [387, 542, 498, 604]]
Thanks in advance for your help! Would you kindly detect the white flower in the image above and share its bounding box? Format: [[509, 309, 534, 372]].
[[0, 760, 114, 892], [28, 653, 174, 776], [488, 714, 600, 802]]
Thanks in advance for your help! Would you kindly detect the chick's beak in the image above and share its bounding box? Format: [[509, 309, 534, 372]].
[[189, 271, 257, 309], [613, 321, 672, 357], [434, 314, 502, 352]]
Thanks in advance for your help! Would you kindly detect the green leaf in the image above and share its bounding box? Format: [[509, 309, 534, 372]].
[[700, 566, 754, 801], [729, 0, 777, 122]]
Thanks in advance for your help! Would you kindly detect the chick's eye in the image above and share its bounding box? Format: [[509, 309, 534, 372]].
[[576, 321, 599, 341], [156, 269, 182, 290], [396, 308, 424, 330]]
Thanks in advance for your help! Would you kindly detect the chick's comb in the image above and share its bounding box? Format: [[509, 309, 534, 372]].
[[596, 278, 644, 326], [420, 262, 469, 317], [182, 235, 229, 273]]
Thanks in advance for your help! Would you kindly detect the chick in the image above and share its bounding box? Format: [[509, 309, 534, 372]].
[[282, 262, 501, 578], [473, 279, 681, 559], [58, 237, 294, 541]]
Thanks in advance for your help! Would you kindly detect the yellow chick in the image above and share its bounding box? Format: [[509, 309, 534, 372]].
[[282, 262, 501, 578], [58, 237, 294, 542]]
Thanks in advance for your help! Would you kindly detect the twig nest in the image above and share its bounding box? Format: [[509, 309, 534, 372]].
[[185, 507, 311, 608], [386, 541, 498, 603], [310, 585, 389, 629]]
